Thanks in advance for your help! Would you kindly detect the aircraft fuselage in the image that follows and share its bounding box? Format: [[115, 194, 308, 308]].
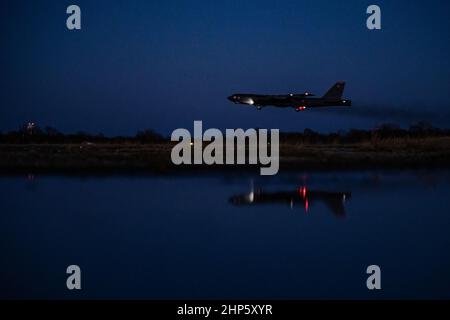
[[228, 94, 351, 108], [227, 81, 351, 111]]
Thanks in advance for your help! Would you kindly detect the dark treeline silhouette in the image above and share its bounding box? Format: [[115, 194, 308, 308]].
[[1, 121, 450, 144], [0, 123, 167, 144], [280, 122, 450, 144]]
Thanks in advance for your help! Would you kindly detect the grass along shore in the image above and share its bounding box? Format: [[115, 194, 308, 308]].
[[1, 136, 450, 173]]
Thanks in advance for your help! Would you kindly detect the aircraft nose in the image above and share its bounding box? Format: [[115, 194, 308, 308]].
[[227, 95, 235, 102]]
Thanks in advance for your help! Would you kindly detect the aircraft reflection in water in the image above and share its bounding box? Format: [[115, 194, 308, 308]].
[[229, 186, 352, 218]]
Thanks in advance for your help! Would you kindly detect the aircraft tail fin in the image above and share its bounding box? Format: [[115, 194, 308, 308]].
[[323, 81, 346, 99]]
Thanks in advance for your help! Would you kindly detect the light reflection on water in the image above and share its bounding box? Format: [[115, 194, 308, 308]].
[[0, 169, 449, 299]]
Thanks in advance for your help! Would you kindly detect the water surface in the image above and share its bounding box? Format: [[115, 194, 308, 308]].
[[1, 170, 450, 299]]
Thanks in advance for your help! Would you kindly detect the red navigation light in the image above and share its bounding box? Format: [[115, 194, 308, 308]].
[[298, 186, 307, 198], [305, 198, 309, 212], [296, 106, 306, 111]]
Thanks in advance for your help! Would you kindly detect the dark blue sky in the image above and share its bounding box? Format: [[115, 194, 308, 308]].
[[1, 0, 450, 135]]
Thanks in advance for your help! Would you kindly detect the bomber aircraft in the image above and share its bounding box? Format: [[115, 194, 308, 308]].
[[227, 81, 351, 111]]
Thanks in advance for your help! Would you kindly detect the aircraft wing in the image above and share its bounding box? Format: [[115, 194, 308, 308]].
[[290, 93, 315, 97]]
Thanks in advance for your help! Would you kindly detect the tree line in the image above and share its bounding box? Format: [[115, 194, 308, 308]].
[[0, 122, 449, 144]]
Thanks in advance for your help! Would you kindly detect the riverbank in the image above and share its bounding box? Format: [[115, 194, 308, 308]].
[[1, 137, 450, 174]]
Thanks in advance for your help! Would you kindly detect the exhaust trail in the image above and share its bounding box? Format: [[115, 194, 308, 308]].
[[312, 102, 450, 127]]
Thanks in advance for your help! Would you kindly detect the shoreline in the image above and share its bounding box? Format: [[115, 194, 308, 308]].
[[1, 137, 450, 174]]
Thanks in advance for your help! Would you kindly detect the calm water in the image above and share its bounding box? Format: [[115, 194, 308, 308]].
[[1, 170, 450, 299]]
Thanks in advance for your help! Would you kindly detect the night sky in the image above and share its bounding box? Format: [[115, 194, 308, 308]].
[[1, 0, 450, 135]]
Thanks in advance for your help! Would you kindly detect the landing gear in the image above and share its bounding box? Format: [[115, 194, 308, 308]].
[[256, 106, 262, 110]]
